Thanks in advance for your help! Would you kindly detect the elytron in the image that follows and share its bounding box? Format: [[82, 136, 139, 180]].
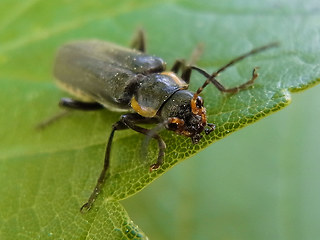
[[53, 30, 277, 211]]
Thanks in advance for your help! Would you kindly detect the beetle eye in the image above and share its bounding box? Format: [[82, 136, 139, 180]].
[[196, 97, 203, 108]]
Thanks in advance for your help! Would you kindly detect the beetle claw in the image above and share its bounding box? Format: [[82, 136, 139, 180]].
[[150, 163, 160, 172], [205, 123, 215, 135], [191, 134, 202, 144], [80, 202, 91, 213]]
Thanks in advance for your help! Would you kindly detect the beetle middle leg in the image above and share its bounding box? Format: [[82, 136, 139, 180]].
[[171, 43, 205, 84], [171, 59, 193, 84], [80, 113, 164, 212], [130, 29, 146, 52]]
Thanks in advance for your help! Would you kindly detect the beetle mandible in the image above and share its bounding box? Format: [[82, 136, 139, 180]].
[[53, 30, 277, 212]]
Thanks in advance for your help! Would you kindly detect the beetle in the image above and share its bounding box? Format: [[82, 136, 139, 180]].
[[53, 30, 277, 212]]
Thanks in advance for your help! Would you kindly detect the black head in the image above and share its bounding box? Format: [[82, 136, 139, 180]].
[[160, 90, 214, 144]]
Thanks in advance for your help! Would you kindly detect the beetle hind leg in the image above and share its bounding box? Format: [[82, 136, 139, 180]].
[[36, 98, 103, 129], [59, 98, 104, 110], [80, 120, 128, 213]]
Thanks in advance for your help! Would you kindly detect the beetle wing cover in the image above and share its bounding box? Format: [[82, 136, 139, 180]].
[[53, 40, 166, 111]]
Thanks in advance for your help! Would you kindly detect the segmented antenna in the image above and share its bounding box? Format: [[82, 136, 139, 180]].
[[192, 42, 279, 99]]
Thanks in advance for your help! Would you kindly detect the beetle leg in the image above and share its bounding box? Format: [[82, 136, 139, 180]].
[[80, 120, 128, 213], [120, 114, 166, 171], [130, 29, 146, 52], [171, 59, 185, 73], [188, 43, 204, 65], [80, 113, 163, 212], [170, 59, 192, 84], [181, 66, 192, 84], [36, 110, 71, 129], [36, 98, 103, 129], [59, 97, 104, 110]]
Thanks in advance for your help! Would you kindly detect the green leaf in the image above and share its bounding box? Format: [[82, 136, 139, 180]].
[[1, 0, 319, 239]]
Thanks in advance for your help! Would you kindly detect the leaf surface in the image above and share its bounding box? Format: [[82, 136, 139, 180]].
[[0, 0, 319, 239]]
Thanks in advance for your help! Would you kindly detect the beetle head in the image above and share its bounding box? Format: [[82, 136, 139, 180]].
[[160, 90, 215, 144]]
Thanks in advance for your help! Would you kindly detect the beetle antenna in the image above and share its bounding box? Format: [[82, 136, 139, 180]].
[[192, 42, 279, 97]]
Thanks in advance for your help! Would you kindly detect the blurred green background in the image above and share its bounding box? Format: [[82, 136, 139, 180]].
[[1, 0, 319, 239]]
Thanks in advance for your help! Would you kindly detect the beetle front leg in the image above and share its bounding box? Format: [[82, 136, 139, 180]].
[[171, 43, 204, 83], [120, 114, 166, 171]]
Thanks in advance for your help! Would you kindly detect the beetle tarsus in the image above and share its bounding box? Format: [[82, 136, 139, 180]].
[[80, 202, 91, 213], [205, 123, 215, 135], [36, 110, 71, 129], [150, 163, 160, 171]]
